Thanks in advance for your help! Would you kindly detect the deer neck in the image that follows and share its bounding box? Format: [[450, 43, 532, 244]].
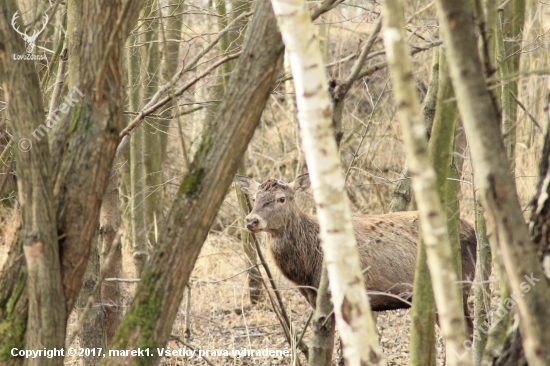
[[267, 206, 322, 287]]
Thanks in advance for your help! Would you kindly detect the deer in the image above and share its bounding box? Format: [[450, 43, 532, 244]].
[[11, 11, 49, 54], [235, 173, 477, 359]]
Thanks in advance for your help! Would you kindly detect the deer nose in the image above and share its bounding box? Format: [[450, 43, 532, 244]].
[[245, 218, 259, 231]]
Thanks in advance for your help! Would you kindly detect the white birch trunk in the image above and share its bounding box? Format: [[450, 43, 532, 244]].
[[381, 1, 472, 365], [269, 0, 385, 365]]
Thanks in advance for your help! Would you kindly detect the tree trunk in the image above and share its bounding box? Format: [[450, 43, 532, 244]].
[[129, 24, 148, 276], [308, 263, 335, 366], [489, 72, 550, 366], [76, 233, 106, 366], [235, 161, 264, 304], [473, 201, 491, 366], [497, 14, 514, 171], [141, 0, 164, 246], [472, 1, 497, 362], [0, 2, 66, 364], [382, 1, 472, 365], [227, 0, 263, 305], [0, 1, 146, 363], [99, 0, 284, 363], [389, 49, 439, 214], [157, 0, 183, 163], [409, 47, 447, 366], [271, 0, 385, 364], [100, 173, 122, 343], [429, 50, 461, 280], [435, 0, 550, 364], [500, 0, 525, 171]]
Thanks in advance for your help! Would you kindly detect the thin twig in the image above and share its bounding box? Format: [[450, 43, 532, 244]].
[[345, 18, 383, 85], [498, 0, 513, 11], [117, 51, 241, 144], [46, 47, 68, 122], [311, 0, 345, 20], [509, 90, 542, 132]]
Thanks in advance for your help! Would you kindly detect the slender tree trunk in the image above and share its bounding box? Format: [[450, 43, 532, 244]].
[[472, 1, 497, 362], [389, 49, 439, 214], [227, 0, 263, 305], [501, 0, 525, 171], [382, 1, 472, 365], [76, 234, 106, 366], [0, 2, 66, 364], [100, 173, 122, 343], [319, 22, 382, 364], [142, 0, 163, 246], [99, 0, 285, 363], [481, 233, 512, 364], [435, 0, 550, 364], [129, 25, 148, 276], [497, 15, 514, 170], [308, 263, 334, 366], [308, 128, 350, 366], [235, 161, 263, 304], [271, 0, 385, 364], [428, 51, 461, 280], [473, 200, 491, 366], [409, 47, 447, 366]]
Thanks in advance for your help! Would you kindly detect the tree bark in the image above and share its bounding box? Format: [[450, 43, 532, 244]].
[[489, 71, 550, 366], [389, 49, 439, 214], [308, 263, 334, 366], [0, 1, 146, 363], [435, 0, 550, 364], [0, 2, 66, 364], [99, 173, 122, 343], [472, 2, 497, 362], [382, 1, 472, 365], [500, 0, 525, 171], [271, 0, 385, 364], [76, 233, 106, 366], [408, 46, 445, 366], [234, 164, 264, 304], [55, 0, 146, 311], [142, 0, 164, 246], [429, 51, 461, 279], [130, 18, 148, 275], [473, 200, 491, 366], [99, 0, 284, 363]]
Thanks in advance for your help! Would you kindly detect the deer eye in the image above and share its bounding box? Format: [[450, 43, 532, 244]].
[[277, 197, 286, 203]]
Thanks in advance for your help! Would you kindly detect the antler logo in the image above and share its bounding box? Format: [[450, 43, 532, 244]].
[[11, 11, 49, 54]]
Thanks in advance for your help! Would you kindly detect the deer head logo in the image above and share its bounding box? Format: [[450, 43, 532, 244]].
[[11, 11, 49, 54]]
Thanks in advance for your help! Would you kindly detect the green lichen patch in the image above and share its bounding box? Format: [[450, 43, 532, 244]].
[[110, 271, 162, 353], [178, 168, 205, 198]]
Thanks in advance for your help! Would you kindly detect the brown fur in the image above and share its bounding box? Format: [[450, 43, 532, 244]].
[[234, 175, 477, 335]]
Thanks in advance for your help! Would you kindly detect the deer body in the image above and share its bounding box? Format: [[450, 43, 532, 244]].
[[235, 175, 477, 335]]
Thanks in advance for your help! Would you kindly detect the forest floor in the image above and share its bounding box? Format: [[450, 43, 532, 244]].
[[0, 205, 498, 366], [1, 228, 493, 366]]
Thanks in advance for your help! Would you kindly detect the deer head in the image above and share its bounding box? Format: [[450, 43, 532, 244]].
[[11, 11, 49, 54], [234, 174, 311, 234]]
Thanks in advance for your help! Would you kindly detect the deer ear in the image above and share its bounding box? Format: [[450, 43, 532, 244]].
[[234, 175, 261, 195], [289, 174, 310, 192]]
